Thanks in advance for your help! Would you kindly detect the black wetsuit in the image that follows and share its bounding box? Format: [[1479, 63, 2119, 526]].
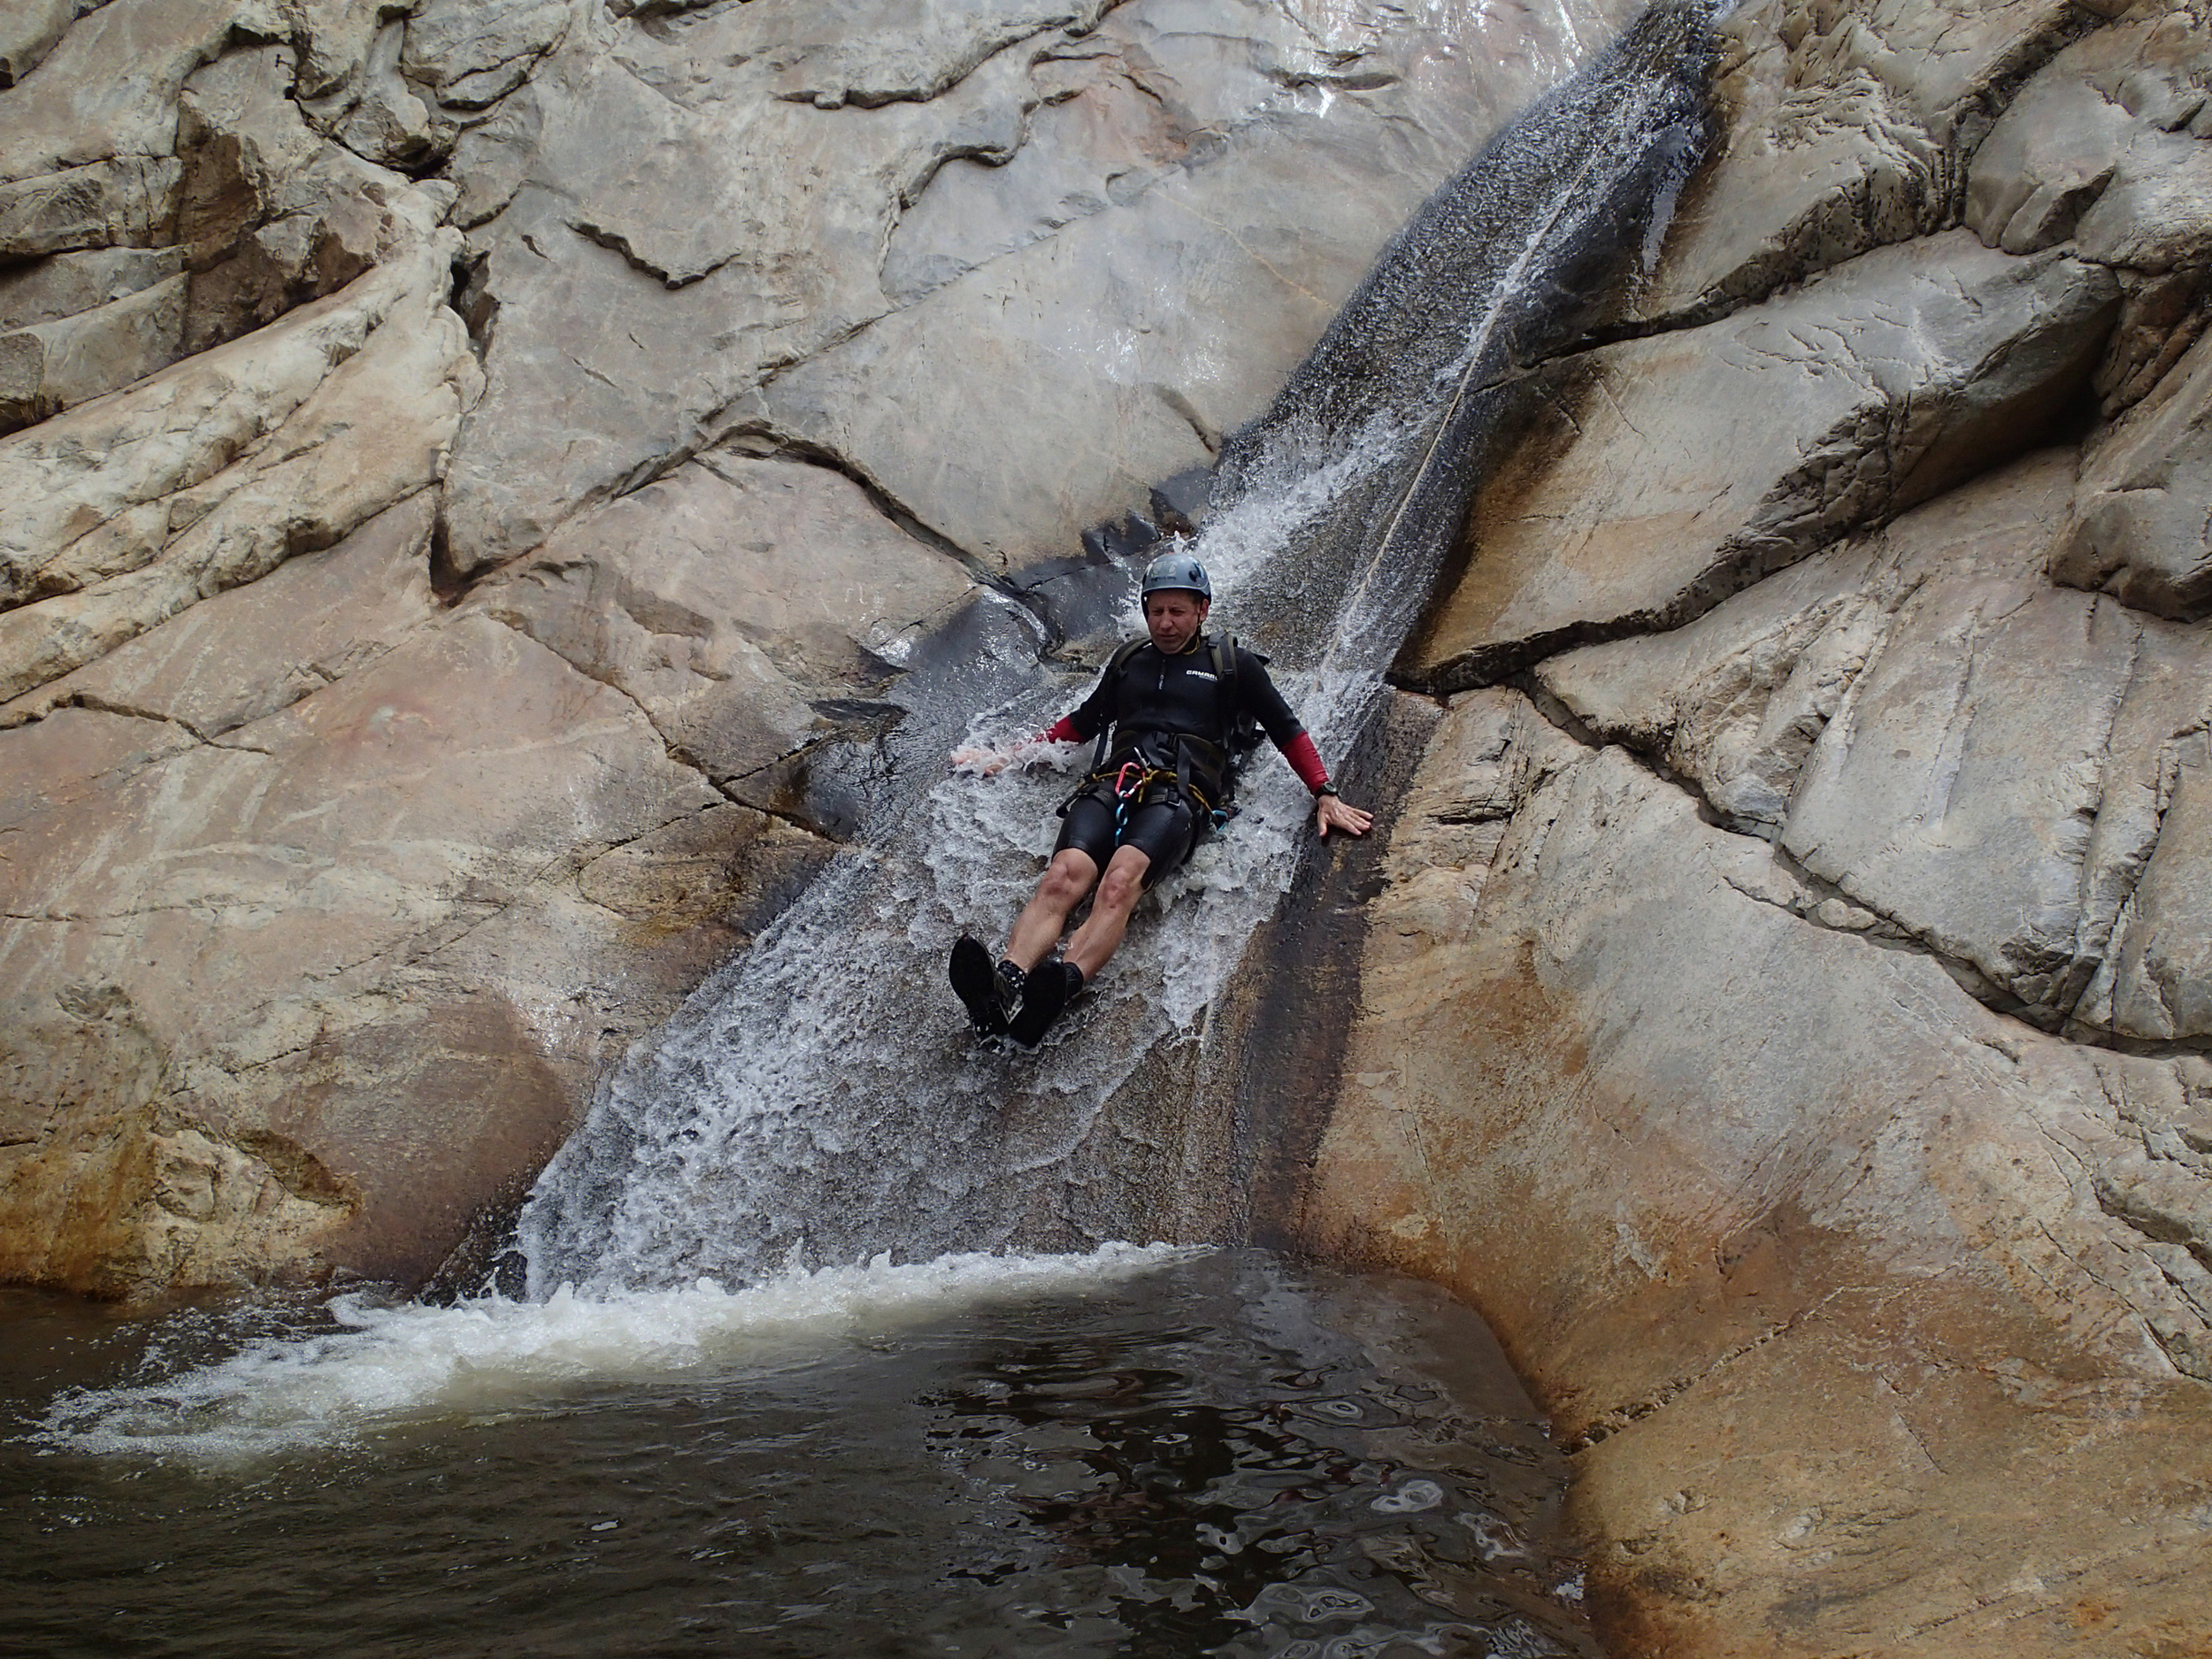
[[1050, 634, 1308, 882]]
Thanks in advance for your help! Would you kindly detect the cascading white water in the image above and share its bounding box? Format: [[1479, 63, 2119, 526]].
[[38, 1243, 1194, 1463], [516, 4, 1720, 1300]]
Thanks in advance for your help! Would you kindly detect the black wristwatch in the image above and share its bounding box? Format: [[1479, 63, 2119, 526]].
[[1317, 782, 1340, 797]]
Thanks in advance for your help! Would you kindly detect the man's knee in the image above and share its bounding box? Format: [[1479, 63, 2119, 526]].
[[1039, 850, 1097, 905], [1095, 856, 1148, 911]]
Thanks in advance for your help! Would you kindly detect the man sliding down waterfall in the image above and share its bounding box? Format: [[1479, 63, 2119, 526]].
[[948, 549, 1372, 1046]]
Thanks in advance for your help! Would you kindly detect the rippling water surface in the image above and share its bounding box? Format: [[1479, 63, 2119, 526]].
[[6, 1250, 1593, 1658]]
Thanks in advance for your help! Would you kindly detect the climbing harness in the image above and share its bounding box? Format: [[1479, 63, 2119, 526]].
[[1056, 631, 1265, 838], [1104, 757, 1218, 836]]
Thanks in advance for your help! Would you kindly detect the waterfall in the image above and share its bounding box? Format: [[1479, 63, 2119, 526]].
[[516, 4, 1717, 1300]]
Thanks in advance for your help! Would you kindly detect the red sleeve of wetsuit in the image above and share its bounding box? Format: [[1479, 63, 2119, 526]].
[[1281, 731, 1330, 794], [1040, 714, 1083, 743]]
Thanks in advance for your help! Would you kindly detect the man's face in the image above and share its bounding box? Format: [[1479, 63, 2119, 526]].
[[1143, 589, 1210, 655]]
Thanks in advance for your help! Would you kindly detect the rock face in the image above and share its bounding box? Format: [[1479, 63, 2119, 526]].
[[1627, 0, 2093, 326], [5, 0, 2212, 1653], [438, 0, 1609, 579], [2056, 320, 2212, 618], [1413, 233, 2118, 686], [0, 0, 1640, 1295], [1303, 691, 2212, 1654], [1302, 2, 2212, 1652]]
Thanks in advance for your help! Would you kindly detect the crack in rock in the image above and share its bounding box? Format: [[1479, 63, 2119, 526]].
[[1564, 1296, 1843, 1455], [565, 216, 743, 291]]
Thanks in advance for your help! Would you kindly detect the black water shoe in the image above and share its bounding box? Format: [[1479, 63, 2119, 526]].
[[1009, 959, 1084, 1048], [950, 935, 1018, 1036]]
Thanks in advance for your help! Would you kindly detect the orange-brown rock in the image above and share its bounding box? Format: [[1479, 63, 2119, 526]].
[[1302, 690, 2212, 1655]]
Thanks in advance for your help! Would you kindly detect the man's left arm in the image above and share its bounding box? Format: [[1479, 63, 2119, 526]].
[[1239, 649, 1374, 840]]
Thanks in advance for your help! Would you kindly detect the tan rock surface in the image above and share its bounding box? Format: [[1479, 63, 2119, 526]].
[[474, 449, 983, 791], [0, 156, 182, 258], [0, 0, 266, 181], [1969, 5, 2212, 275], [0, 271, 188, 430], [1630, 0, 2087, 326], [284, 0, 396, 102], [1347, 7, 2212, 1640], [1409, 233, 2117, 689], [403, 0, 573, 111], [0, 611, 828, 1290], [1538, 450, 2212, 1041], [2056, 319, 2212, 621], [2097, 732, 2212, 1045], [440, 0, 1641, 576], [1964, 2, 2212, 415], [432, 28, 1041, 574], [1302, 694, 2212, 1655], [745, 115, 1431, 575], [0, 233, 477, 703], [0, 0, 97, 89], [0, 246, 187, 328], [172, 42, 403, 357], [1, 489, 440, 736]]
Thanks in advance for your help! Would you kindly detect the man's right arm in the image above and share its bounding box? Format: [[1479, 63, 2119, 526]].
[[951, 658, 1116, 772], [1039, 651, 1123, 745]]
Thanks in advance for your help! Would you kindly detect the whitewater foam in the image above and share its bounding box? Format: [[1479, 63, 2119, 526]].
[[39, 1244, 1193, 1465]]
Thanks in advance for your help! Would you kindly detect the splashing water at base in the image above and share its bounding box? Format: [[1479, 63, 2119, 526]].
[[36, 1246, 1193, 1464], [8, 1252, 1601, 1659]]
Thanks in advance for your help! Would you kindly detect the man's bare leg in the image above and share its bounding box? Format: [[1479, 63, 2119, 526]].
[[1004, 848, 1099, 972], [1063, 844, 1151, 981]]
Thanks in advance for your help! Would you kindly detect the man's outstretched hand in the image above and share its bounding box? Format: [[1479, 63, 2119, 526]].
[[1316, 794, 1373, 838], [949, 744, 1011, 776], [951, 736, 1072, 776]]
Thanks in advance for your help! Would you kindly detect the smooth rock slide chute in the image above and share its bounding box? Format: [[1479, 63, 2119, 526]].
[[515, 4, 1720, 1300]]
